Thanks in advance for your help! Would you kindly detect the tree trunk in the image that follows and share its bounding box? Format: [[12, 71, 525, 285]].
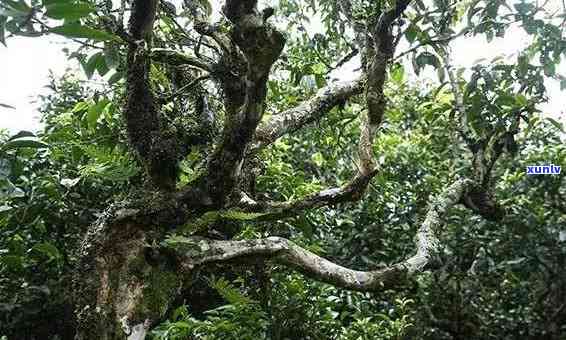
[[73, 206, 182, 340]]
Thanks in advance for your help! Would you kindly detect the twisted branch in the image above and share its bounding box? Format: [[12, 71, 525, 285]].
[[176, 179, 473, 291]]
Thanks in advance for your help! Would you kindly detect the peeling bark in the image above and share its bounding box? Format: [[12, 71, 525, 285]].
[[241, 1, 413, 218]]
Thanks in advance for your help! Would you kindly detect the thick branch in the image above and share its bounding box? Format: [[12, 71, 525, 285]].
[[176, 179, 472, 291], [377, 0, 412, 35], [124, 0, 180, 190], [253, 77, 365, 150], [366, 0, 411, 126], [241, 1, 412, 215], [206, 0, 285, 206]]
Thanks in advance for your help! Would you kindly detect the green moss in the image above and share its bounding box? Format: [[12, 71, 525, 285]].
[[128, 256, 147, 278], [138, 268, 179, 319]]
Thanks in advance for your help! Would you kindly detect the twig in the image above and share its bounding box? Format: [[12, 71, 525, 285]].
[[158, 74, 211, 102]]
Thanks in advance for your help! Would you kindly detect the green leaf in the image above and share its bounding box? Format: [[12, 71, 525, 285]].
[[405, 24, 418, 43], [212, 278, 253, 305], [71, 101, 89, 113], [33, 242, 61, 262], [0, 255, 23, 271], [0, 178, 24, 198], [0, 15, 6, 46], [311, 152, 325, 167], [390, 63, 405, 84], [312, 62, 326, 75], [86, 99, 110, 129], [45, 2, 94, 20], [315, 73, 326, 88], [83, 52, 108, 78], [414, 52, 440, 74], [515, 94, 528, 106], [0, 0, 32, 17], [0, 102, 15, 109], [50, 24, 117, 41], [543, 62, 555, 76], [42, 0, 69, 6], [296, 216, 313, 238], [108, 71, 123, 84], [514, 2, 534, 15], [1, 138, 49, 151], [7, 130, 35, 141], [561, 79, 566, 91], [546, 117, 564, 132], [517, 55, 529, 76]]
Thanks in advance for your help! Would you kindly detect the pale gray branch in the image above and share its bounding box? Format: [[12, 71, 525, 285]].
[[236, 171, 375, 219], [253, 77, 365, 150], [177, 179, 472, 291], [246, 0, 413, 215]]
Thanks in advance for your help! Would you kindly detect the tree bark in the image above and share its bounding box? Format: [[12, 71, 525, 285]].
[[73, 209, 181, 339]]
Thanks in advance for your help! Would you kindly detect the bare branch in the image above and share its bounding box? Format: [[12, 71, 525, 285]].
[[151, 48, 213, 72], [176, 179, 472, 291], [366, 0, 411, 125], [237, 171, 375, 219], [253, 77, 365, 150]]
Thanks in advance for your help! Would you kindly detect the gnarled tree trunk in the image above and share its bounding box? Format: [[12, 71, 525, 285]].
[[70, 0, 510, 338]]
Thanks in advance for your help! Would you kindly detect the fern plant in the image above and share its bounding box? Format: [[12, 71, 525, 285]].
[[150, 278, 268, 340]]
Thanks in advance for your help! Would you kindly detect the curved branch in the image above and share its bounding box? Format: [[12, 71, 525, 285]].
[[252, 76, 365, 150], [176, 179, 473, 291], [244, 1, 413, 215], [151, 48, 213, 72], [237, 171, 375, 219]]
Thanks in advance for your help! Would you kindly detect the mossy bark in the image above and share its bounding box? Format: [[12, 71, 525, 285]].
[[73, 208, 182, 340]]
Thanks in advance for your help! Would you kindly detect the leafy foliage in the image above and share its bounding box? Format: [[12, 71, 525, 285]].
[[0, 74, 138, 338]]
